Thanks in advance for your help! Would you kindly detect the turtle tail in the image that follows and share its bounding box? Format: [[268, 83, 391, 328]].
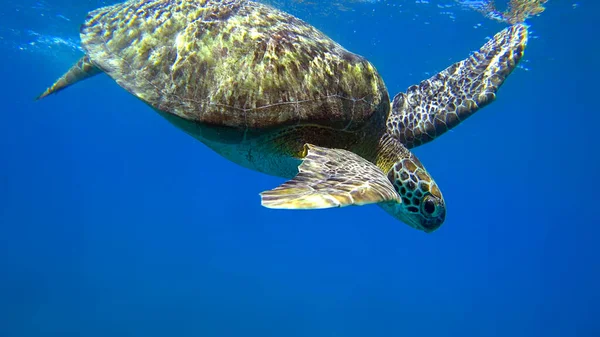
[[36, 55, 102, 100]]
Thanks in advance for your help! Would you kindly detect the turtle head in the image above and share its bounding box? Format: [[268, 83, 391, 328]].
[[380, 154, 446, 233]]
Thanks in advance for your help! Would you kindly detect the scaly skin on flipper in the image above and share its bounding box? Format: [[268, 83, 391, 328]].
[[261, 144, 400, 209], [262, 137, 446, 232], [77, 0, 388, 131], [36, 55, 101, 100], [388, 24, 528, 149]]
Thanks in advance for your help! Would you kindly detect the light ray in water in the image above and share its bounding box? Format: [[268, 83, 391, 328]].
[[456, 0, 548, 23]]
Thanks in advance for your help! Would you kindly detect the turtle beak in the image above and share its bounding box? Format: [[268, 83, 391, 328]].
[[378, 202, 443, 233], [381, 203, 429, 232], [408, 216, 433, 233], [398, 209, 444, 233]]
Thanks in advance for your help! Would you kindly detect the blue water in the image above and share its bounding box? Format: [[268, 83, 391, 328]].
[[1, 1, 598, 336]]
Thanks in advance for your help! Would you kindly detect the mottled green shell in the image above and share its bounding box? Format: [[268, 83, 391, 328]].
[[80, 0, 389, 130]]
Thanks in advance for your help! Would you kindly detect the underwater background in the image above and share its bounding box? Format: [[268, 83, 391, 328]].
[[1, 0, 598, 336]]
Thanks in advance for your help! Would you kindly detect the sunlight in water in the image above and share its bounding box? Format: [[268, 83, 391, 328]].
[[1, 0, 550, 61], [457, 0, 548, 24]]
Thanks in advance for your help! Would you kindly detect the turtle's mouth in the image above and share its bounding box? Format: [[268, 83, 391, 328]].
[[378, 202, 441, 233], [401, 212, 444, 233], [392, 208, 429, 232], [420, 212, 446, 233], [405, 216, 429, 232]]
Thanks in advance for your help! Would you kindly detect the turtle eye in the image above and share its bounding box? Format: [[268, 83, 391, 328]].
[[422, 196, 437, 215]]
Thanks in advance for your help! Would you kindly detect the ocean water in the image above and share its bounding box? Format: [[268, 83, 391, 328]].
[[0, 1, 598, 336]]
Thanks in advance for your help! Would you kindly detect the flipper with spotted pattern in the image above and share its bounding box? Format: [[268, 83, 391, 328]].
[[260, 144, 400, 209], [389, 24, 528, 149]]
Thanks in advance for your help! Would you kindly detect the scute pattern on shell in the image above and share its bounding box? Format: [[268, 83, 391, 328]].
[[80, 0, 388, 130]]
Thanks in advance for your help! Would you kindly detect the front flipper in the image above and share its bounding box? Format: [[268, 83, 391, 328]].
[[260, 144, 400, 209], [390, 24, 528, 148]]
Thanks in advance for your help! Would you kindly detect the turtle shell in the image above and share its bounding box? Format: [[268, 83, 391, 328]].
[[80, 0, 389, 130]]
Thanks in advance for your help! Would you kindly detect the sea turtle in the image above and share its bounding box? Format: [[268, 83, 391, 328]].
[[37, 0, 528, 233]]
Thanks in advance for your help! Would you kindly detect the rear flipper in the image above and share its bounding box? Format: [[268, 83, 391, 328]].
[[260, 144, 400, 209], [36, 55, 101, 100], [389, 24, 528, 148]]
